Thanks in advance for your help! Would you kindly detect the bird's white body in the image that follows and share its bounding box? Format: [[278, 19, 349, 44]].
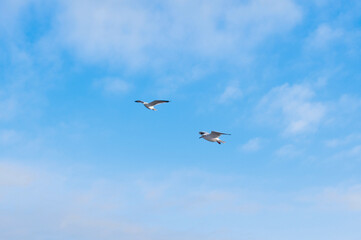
[[135, 100, 169, 111], [199, 131, 230, 144], [202, 135, 221, 142], [143, 102, 156, 110]]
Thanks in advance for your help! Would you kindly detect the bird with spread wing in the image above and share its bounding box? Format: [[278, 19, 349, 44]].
[[199, 131, 231, 144], [135, 100, 170, 111]]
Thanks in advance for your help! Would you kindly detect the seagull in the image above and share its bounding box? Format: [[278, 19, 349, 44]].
[[135, 100, 170, 111], [199, 131, 231, 144]]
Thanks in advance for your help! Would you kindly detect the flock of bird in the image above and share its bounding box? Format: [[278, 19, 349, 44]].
[[135, 99, 231, 144]]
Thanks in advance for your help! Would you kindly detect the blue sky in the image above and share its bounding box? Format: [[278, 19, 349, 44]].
[[1, 0, 361, 239]]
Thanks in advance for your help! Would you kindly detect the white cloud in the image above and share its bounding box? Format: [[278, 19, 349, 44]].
[[218, 81, 243, 104], [0, 43, 58, 123], [323, 94, 361, 130], [56, 0, 302, 67], [275, 144, 301, 158], [0, 0, 32, 36], [306, 24, 343, 49], [155, 66, 208, 95], [3, 162, 361, 239], [0, 97, 18, 121], [94, 78, 131, 94], [303, 184, 361, 212], [0, 129, 20, 145], [331, 144, 361, 162], [325, 133, 361, 148], [312, 0, 328, 7], [257, 83, 326, 135], [59, 215, 146, 240], [0, 162, 35, 186], [240, 138, 261, 152], [333, 94, 361, 116], [0, 165, 266, 239]]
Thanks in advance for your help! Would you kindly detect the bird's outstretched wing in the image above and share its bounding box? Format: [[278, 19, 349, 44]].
[[148, 100, 170, 107], [135, 100, 144, 103], [209, 131, 231, 138]]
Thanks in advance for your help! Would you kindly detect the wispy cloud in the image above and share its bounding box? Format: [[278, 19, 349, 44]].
[[218, 81, 242, 104], [0, 164, 266, 239], [0, 129, 20, 145], [275, 144, 301, 158], [56, 0, 302, 67], [257, 83, 326, 135], [325, 133, 361, 148], [331, 94, 361, 121], [0, 97, 18, 121], [0, 0, 32, 36], [331, 145, 361, 162], [302, 184, 361, 212], [240, 138, 262, 152], [94, 77, 131, 95], [0, 162, 36, 186], [306, 24, 343, 49]]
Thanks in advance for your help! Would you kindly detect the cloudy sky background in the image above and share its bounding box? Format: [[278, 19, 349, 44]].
[[1, 0, 361, 239]]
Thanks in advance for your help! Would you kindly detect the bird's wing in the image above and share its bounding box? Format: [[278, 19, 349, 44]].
[[148, 100, 170, 107], [135, 100, 144, 103], [209, 131, 231, 138]]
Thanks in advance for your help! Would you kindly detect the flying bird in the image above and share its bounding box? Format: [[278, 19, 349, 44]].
[[135, 100, 170, 111], [199, 131, 231, 144]]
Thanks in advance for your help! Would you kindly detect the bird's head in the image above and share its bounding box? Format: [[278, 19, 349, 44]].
[[199, 131, 206, 138]]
